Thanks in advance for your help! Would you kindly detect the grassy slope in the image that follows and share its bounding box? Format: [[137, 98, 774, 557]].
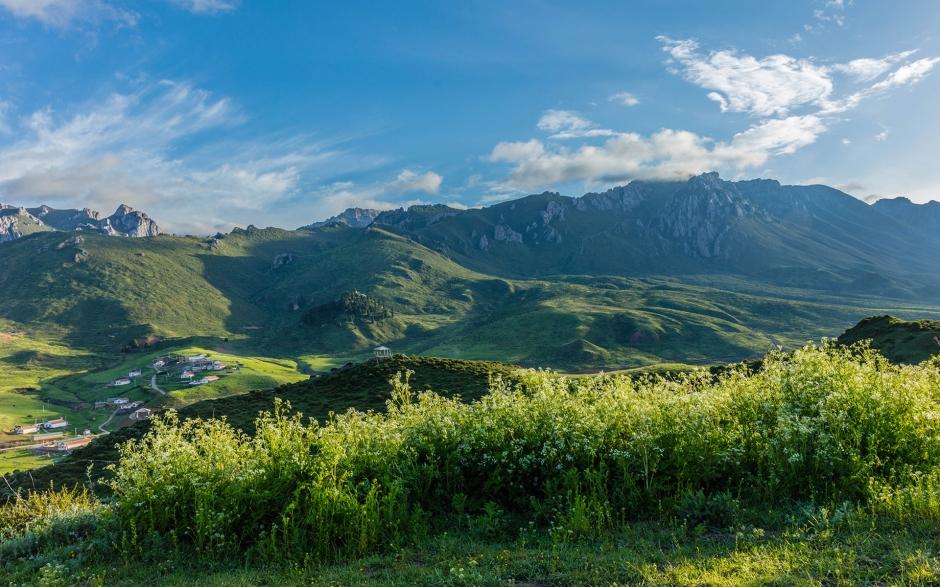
[[9, 519, 940, 586], [838, 315, 940, 363], [6, 227, 940, 372], [2, 355, 519, 491]]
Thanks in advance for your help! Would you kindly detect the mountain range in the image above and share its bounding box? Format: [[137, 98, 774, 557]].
[[311, 172, 940, 298], [2, 172, 940, 369], [0, 203, 159, 242]]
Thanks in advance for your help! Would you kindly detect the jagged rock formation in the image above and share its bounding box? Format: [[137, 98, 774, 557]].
[[303, 208, 382, 229], [0, 203, 159, 242]]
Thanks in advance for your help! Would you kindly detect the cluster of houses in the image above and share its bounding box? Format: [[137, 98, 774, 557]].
[[12, 417, 69, 435], [93, 397, 151, 419]]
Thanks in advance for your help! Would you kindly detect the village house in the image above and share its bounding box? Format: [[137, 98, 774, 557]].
[[42, 418, 68, 430], [186, 354, 207, 363], [181, 370, 195, 380], [109, 397, 130, 406], [116, 401, 144, 415], [110, 377, 132, 387], [133, 408, 152, 420], [128, 369, 142, 378], [13, 423, 40, 435], [210, 361, 226, 371], [151, 359, 166, 368], [54, 437, 92, 452], [189, 375, 220, 386]]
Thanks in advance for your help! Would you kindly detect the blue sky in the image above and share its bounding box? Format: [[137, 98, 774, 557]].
[[0, 0, 938, 233]]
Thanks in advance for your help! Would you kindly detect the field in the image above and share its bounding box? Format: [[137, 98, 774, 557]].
[[0, 331, 312, 476], [5, 344, 940, 585]]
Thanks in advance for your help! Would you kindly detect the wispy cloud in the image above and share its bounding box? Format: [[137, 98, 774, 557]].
[[486, 38, 937, 192], [311, 170, 446, 220], [608, 91, 639, 107], [0, 81, 354, 233], [537, 110, 615, 140], [0, 0, 137, 29], [0, 0, 235, 29], [166, 0, 238, 15], [658, 36, 833, 117]]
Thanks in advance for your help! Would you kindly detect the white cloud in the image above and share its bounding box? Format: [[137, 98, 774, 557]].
[[608, 91, 639, 106], [0, 81, 353, 233], [489, 115, 827, 190], [832, 51, 917, 82], [389, 169, 443, 194], [875, 130, 889, 141], [312, 170, 445, 218], [658, 36, 833, 117], [0, 0, 136, 28], [869, 57, 940, 91], [488, 36, 939, 192], [167, 0, 237, 15], [536, 109, 615, 140]]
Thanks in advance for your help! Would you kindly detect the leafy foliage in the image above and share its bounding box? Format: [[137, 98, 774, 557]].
[[101, 344, 940, 562]]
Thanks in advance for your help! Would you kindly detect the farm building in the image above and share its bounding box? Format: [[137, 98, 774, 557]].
[[32, 432, 66, 442], [180, 370, 195, 380], [13, 424, 40, 435], [109, 398, 130, 406], [186, 354, 207, 363], [128, 369, 142, 378], [54, 437, 92, 452], [210, 361, 226, 370], [42, 418, 68, 430], [189, 375, 219, 386], [110, 377, 132, 386], [116, 401, 144, 415], [151, 359, 166, 368], [133, 408, 152, 420], [94, 400, 108, 409]]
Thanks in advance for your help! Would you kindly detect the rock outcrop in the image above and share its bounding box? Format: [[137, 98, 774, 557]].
[[0, 203, 159, 242]]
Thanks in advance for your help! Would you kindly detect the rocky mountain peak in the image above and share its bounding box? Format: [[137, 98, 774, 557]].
[[304, 207, 382, 229]]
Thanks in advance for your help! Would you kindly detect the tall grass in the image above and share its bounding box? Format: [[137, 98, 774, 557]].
[[105, 343, 940, 561]]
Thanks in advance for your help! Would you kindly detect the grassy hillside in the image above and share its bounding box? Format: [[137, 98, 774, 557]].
[[3, 228, 940, 372], [838, 315, 940, 363], [2, 355, 520, 493], [7, 345, 940, 585]]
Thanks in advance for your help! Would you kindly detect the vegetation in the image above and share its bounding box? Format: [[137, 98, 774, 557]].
[[838, 315, 940, 364], [302, 290, 394, 326], [6, 344, 940, 584], [4, 227, 940, 373], [3, 356, 519, 492]]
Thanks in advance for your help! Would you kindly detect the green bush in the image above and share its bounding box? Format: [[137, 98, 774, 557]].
[[105, 343, 940, 562]]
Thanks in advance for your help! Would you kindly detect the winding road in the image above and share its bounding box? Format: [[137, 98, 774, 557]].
[[150, 373, 166, 396], [98, 410, 117, 434]]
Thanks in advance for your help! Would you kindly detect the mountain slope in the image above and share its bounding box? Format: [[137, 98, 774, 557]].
[[368, 173, 940, 297], [838, 315, 940, 363]]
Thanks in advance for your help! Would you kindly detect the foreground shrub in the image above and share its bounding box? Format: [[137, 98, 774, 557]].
[[106, 344, 940, 561]]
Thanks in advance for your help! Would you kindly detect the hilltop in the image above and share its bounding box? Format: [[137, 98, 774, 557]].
[[838, 315, 940, 363]]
